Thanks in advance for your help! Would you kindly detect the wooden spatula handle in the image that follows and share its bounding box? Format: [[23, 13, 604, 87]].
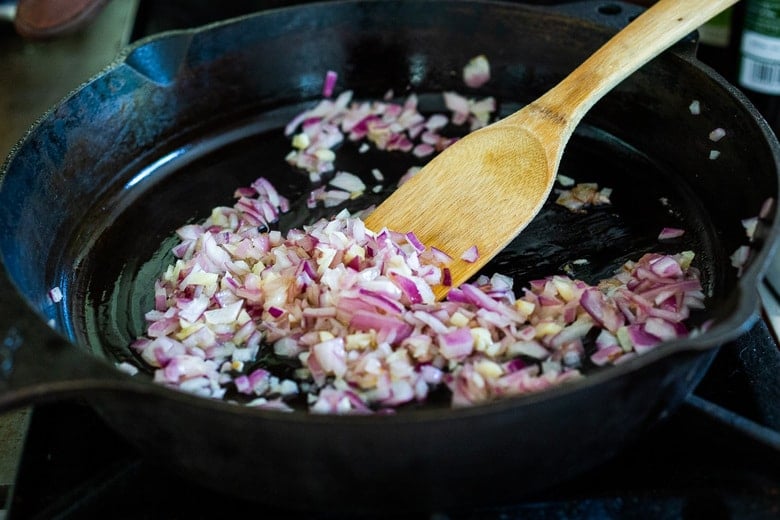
[[523, 0, 740, 147], [365, 0, 740, 299]]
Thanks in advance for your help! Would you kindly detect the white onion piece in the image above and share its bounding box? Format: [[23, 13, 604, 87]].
[[741, 217, 758, 241], [556, 174, 575, 187], [329, 171, 366, 194], [463, 54, 491, 88], [730, 200, 775, 276], [709, 127, 726, 142], [116, 361, 139, 376]]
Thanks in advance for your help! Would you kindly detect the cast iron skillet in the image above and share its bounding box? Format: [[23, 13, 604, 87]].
[[0, 0, 778, 511]]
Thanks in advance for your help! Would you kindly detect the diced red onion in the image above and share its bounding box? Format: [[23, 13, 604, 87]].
[[590, 345, 624, 366], [313, 338, 347, 378], [730, 245, 750, 274], [443, 91, 470, 118], [413, 143, 435, 157], [131, 82, 709, 413], [556, 182, 612, 213], [285, 87, 496, 183], [507, 340, 549, 359], [405, 231, 426, 253], [268, 306, 285, 318], [643, 316, 684, 341], [322, 70, 338, 98], [48, 286, 63, 303], [463, 54, 491, 88], [438, 328, 474, 360], [580, 288, 624, 333], [626, 324, 661, 354], [658, 227, 685, 240], [760, 197, 774, 219], [460, 245, 479, 263]]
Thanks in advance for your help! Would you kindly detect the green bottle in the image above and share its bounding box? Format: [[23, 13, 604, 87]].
[[737, 0, 780, 132], [739, 0, 780, 94]]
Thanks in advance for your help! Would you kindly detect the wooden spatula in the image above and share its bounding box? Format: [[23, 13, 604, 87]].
[[364, 0, 738, 299]]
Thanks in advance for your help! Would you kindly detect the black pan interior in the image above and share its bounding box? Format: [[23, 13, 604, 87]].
[[70, 104, 714, 386]]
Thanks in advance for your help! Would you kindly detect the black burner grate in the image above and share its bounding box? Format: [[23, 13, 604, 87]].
[[9, 320, 779, 519]]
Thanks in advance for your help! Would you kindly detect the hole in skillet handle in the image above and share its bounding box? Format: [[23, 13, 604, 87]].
[[550, 1, 700, 64], [0, 265, 143, 412], [548, 0, 639, 30]]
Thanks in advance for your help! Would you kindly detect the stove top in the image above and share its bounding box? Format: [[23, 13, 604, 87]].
[[3, 1, 780, 518], [7, 319, 779, 519]]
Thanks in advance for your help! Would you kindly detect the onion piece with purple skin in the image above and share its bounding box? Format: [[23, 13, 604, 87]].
[[286, 87, 497, 186], [658, 227, 685, 240], [462, 54, 491, 88], [48, 286, 63, 304], [322, 70, 338, 98], [460, 245, 479, 263]]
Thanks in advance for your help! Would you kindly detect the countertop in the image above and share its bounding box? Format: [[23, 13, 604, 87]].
[[0, 0, 138, 509]]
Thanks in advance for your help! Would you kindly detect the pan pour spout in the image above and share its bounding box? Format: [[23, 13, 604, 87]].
[[125, 32, 195, 86]]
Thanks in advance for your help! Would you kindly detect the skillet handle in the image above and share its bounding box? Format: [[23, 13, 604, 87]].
[[0, 269, 143, 412]]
